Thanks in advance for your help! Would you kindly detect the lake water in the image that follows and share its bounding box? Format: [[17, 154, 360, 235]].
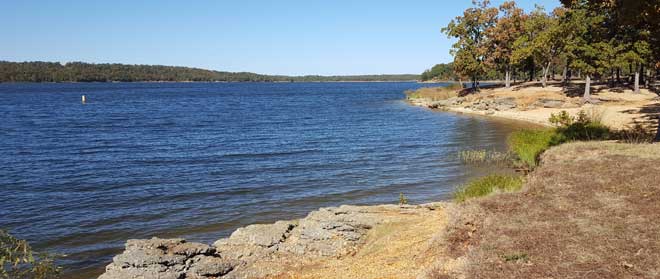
[[0, 82, 528, 278]]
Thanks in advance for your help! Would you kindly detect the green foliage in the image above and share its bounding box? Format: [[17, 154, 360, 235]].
[[420, 63, 456, 81], [552, 122, 610, 145], [548, 110, 611, 144], [0, 61, 420, 83], [484, 1, 526, 74], [454, 174, 524, 202], [508, 129, 556, 168], [442, 0, 499, 87], [0, 230, 60, 279], [399, 192, 408, 205], [549, 111, 575, 127], [509, 111, 612, 169]]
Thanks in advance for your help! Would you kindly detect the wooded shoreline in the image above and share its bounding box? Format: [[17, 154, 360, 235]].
[[0, 61, 419, 83]]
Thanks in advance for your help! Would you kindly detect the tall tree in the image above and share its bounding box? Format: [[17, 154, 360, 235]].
[[442, 0, 498, 91], [484, 1, 526, 88], [560, 1, 606, 102], [512, 6, 564, 88]]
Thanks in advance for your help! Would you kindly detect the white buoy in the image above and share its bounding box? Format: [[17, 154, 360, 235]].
[[82, 95, 86, 104]]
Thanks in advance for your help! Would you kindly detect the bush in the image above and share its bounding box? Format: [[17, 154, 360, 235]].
[[508, 129, 556, 168], [0, 230, 60, 279], [613, 124, 655, 144], [551, 122, 610, 144], [548, 110, 574, 127], [549, 110, 610, 144], [454, 175, 524, 202]]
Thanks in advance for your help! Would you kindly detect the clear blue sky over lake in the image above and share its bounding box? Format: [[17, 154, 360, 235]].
[[1, 0, 559, 75]]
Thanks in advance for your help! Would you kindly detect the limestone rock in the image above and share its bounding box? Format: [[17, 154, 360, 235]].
[[98, 204, 445, 279], [98, 237, 232, 279], [468, 97, 517, 111], [533, 98, 565, 108], [220, 220, 296, 248]]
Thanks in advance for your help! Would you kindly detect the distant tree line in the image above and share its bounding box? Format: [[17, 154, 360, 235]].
[[420, 62, 501, 81], [441, 0, 659, 100], [420, 63, 455, 81], [0, 61, 419, 83]]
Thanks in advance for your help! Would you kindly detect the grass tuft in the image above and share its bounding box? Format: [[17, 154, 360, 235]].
[[454, 174, 524, 202], [508, 129, 556, 169], [458, 149, 511, 166], [399, 192, 408, 205], [502, 253, 529, 262]]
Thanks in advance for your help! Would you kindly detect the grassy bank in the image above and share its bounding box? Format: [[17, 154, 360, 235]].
[[427, 142, 660, 278]]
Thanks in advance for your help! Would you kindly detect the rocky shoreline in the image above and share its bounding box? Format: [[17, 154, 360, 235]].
[[407, 94, 578, 127], [406, 83, 659, 129], [98, 203, 445, 279]]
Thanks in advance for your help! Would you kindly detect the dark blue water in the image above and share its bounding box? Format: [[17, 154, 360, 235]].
[[0, 82, 526, 278]]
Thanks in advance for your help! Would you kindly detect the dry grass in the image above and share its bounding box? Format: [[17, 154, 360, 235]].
[[271, 204, 448, 279], [426, 142, 660, 279], [405, 84, 461, 101], [457, 149, 511, 165]]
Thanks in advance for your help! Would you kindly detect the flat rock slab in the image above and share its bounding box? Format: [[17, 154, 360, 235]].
[[98, 203, 445, 279]]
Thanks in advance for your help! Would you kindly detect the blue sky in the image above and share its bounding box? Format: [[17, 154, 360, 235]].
[[1, 0, 559, 75]]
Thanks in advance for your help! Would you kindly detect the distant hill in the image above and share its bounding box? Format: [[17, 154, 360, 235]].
[[0, 61, 419, 83]]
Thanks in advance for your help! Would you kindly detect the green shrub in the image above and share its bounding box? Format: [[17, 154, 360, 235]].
[[551, 121, 610, 144], [0, 230, 60, 279], [508, 129, 556, 168], [549, 111, 574, 127], [548, 110, 611, 144], [399, 192, 408, 205], [454, 175, 524, 202]]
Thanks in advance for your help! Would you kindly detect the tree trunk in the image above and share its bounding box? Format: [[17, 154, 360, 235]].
[[634, 70, 640, 93], [561, 65, 567, 83], [513, 69, 517, 85], [646, 68, 651, 88], [541, 62, 551, 88], [577, 70, 581, 79], [641, 64, 645, 85], [655, 118, 660, 142], [629, 64, 633, 83], [551, 66, 555, 81], [616, 68, 621, 84], [583, 75, 592, 102], [505, 69, 511, 88]]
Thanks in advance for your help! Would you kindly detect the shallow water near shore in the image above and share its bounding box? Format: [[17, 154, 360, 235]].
[[1, 82, 529, 278]]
